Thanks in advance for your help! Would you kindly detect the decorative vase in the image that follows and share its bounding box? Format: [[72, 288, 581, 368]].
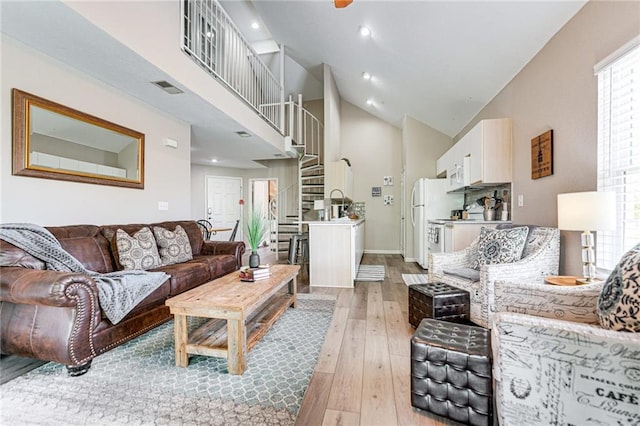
[[249, 251, 260, 268]]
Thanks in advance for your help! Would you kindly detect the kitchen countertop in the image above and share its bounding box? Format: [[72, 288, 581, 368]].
[[428, 219, 512, 225], [301, 218, 365, 226]]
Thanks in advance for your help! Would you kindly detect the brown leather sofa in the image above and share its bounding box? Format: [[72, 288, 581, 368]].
[[0, 220, 245, 375]]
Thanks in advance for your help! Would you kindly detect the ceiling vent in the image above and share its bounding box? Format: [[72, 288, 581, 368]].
[[235, 131, 251, 138], [151, 80, 184, 95]]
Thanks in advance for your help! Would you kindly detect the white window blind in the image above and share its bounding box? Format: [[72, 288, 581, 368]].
[[596, 39, 640, 270]]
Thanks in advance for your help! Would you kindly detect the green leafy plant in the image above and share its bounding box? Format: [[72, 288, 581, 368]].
[[245, 209, 269, 253]]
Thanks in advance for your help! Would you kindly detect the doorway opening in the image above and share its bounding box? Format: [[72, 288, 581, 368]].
[[249, 178, 278, 251]]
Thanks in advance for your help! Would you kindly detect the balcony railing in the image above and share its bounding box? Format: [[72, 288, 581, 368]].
[[181, 0, 283, 131]]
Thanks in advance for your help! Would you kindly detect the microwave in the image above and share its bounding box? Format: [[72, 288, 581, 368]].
[[447, 156, 470, 192]]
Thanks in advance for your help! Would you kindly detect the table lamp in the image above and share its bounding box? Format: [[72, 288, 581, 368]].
[[557, 191, 616, 283]]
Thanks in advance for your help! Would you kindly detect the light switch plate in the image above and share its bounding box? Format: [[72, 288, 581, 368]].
[[158, 201, 169, 211], [518, 195, 524, 207]]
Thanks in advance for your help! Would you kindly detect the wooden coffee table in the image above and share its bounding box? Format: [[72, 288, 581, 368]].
[[165, 264, 299, 374]]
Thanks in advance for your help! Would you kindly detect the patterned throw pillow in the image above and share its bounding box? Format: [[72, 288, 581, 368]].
[[597, 242, 640, 332], [116, 227, 162, 270], [472, 226, 529, 269], [153, 225, 193, 266]]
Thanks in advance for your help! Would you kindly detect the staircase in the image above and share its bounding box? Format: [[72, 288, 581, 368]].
[[270, 95, 324, 258]]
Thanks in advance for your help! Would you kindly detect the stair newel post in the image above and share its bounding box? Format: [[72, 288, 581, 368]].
[[288, 94, 294, 139]]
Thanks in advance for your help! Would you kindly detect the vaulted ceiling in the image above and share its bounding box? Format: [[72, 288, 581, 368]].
[[224, 0, 587, 137]]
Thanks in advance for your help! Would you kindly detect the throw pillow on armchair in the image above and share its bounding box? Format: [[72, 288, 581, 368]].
[[597, 242, 640, 332]]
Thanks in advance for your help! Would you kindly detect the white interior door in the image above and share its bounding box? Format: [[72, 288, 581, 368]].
[[205, 176, 242, 241]]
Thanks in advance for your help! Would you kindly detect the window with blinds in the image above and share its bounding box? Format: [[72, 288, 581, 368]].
[[596, 37, 640, 270]]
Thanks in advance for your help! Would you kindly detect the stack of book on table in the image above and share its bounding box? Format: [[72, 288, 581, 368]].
[[239, 265, 271, 282]]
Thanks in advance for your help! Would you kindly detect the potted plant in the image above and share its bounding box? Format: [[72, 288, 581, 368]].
[[246, 209, 269, 268]]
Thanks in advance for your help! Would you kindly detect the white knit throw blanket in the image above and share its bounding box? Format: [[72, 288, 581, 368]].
[[0, 223, 169, 325]]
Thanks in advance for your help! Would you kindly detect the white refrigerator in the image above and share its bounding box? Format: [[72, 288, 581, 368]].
[[411, 178, 463, 269]]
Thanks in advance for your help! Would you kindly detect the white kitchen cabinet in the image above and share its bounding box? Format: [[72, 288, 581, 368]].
[[436, 118, 512, 189], [443, 222, 498, 252], [436, 145, 454, 177], [463, 118, 512, 186], [308, 219, 365, 288], [324, 160, 353, 200]]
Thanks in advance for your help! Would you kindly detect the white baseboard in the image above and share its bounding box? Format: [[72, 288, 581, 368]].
[[364, 249, 402, 255], [404, 257, 416, 263]]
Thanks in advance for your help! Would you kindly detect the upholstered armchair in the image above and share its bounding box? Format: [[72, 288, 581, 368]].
[[428, 225, 560, 328], [491, 240, 640, 425], [492, 312, 639, 425]]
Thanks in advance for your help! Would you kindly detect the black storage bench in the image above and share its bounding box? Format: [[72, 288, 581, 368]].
[[408, 282, 470, 327], [411, 319, 492, 425]]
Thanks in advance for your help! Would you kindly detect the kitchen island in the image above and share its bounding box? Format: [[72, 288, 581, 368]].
[[305, 218, 365, 288]]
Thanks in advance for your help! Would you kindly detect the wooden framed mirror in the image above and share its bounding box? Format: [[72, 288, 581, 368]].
[[12, 89, 145, 189]]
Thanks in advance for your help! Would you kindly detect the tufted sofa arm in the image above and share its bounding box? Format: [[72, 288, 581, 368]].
[[200, 241, 245, 269], [0, 267, 100, 367], [491, 312, 640, 425]]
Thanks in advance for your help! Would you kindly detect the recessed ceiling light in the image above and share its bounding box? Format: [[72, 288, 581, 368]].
[[211, 158, 218, 163], [362, 72, 372, 80], [366, 98, 375, 106], [236, 131, 252, 138], [251, 21, 260, 30], [359, 26, 371, 37]]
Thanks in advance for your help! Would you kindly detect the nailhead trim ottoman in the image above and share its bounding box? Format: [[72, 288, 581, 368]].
[[411, 319, 492, 426], [408, 282, 470, 327]]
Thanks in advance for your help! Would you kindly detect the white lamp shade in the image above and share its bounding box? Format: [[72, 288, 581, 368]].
[[557, 191, 616, 231]]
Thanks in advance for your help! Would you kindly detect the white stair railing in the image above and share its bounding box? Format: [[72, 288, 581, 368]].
[[181, 0, 282, 131]]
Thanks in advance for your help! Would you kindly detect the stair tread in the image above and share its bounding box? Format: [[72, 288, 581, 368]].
[[300, 165, 324, 171]]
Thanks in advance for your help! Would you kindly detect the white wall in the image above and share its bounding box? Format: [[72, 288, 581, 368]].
[[1, 35, 191, 225], [402, 115, 454, 261], [191, 160, 297, 225], [340, 101, 402, 253], [323, 64, 342, 164], [458, 0, 640, 275]]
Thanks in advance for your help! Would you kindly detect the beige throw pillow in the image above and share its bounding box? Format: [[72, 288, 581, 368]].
[[115, 227, 162, 270], [153, 225, 193, 266]]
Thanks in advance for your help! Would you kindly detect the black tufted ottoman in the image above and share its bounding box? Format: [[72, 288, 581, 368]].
[[408, 282, 470, 327], [411, 319, 492, 425]]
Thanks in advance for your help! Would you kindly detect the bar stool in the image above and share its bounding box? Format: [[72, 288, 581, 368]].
[[288, 233, 309, 275]]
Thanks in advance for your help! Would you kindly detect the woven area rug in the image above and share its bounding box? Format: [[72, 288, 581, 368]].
[[355, 264, 385, 281], [0, 294, 336, 426], [402, 273, 429, 286]]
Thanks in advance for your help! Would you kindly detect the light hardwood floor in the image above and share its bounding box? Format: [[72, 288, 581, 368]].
[[260, 249, 456, 426], [3, 248, 456, 425]]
